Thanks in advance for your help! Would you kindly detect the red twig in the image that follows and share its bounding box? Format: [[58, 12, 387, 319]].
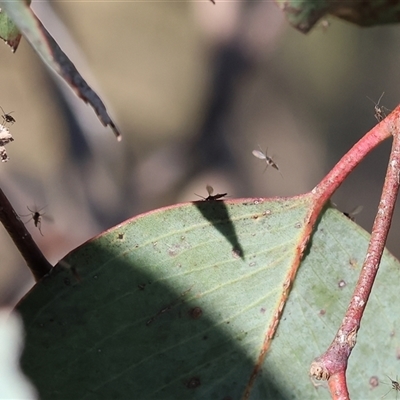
[[300, 108, 395, 265], [310, 107, 400, 398], [312, 112, 394, 208]]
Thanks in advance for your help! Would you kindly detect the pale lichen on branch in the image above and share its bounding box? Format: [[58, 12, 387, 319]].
[[0, 124, 14, 162]]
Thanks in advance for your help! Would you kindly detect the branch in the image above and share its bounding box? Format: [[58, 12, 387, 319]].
[[0, 186, 52, 281], [310, 108, 400, 398]]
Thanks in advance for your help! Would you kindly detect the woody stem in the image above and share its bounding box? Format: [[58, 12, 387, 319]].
[[0, 186, 52, 281]]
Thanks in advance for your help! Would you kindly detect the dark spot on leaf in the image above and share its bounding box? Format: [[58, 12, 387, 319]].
[[168, 247, 178, 257], [319, 309, 326, 316], [252, 215, 259, 219], [260, 307, 266, 314], [338, 280, 346, 289], [294, 222, 302, 228], [369, 376, 379, 389], [186, 377, 201, 389], [118, 233, 124, 240], [189, 307, 203, 319]]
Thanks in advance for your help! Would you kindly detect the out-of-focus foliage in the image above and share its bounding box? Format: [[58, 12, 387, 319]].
[[275, 0, 400, 33], [0, 0, 120, 138]]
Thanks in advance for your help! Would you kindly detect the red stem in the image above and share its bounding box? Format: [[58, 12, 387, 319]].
[[312, 113, 394, 207], [309, 107, 400, 397]]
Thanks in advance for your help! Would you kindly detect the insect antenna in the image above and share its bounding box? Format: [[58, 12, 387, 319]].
[[381, 374, 400, 399], [367, 92, 390, 122]]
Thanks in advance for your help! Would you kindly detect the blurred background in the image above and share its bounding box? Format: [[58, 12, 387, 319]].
[[0, 0, 398, 306]]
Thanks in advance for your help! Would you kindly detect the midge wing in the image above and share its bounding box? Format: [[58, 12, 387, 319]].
[[252, 149, 266, 160]]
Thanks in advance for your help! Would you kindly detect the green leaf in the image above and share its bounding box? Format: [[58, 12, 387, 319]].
[[0, 0, 31, 51], [0, 0, 120, 140], [15, 198, 400, 399], [275, 0, 400, 33]]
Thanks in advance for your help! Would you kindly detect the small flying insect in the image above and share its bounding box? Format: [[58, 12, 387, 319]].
[[252, 146, 283, 177], [0, 106, 15, 126], [20, 206, 49, 236], [343, 205, 363, 222], [382, 374, 400, 399], [367, 92, 390, 122], [195, 185, 227, 201]]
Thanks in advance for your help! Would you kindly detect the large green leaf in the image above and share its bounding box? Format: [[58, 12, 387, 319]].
[[15, 197, 400, 399]]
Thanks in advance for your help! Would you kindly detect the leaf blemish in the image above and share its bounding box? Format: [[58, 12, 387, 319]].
[[338, 280, 346, 289], [369, 375, 379, 389], [189, 307, 203, 319], [186, 377, 201, 389], [349, 258, 358, 268]]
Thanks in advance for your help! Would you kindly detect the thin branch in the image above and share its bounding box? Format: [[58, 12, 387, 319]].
[[301, 108, 396, 255], [312, 112, 394, 208], [0, 186, 52, 281], [310, 111, 400, 397]]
